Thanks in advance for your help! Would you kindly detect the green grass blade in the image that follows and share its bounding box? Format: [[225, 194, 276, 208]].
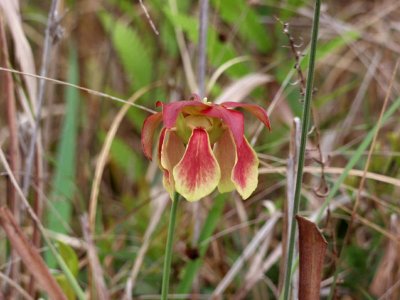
[[46, 46, 79, 266]]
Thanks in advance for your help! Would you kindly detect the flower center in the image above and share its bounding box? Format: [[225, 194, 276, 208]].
[[185, 115, 213, 130], [175, 113, 224, 145]]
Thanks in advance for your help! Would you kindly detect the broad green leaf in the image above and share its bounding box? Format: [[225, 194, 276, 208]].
[[100, 12, 154, 90], [47, 47, 79, 268], [54, 242, 80, 300]]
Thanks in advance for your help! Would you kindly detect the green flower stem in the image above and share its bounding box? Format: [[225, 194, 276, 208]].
[[161, 192, 180, 300], [282, 0, 321, 299]]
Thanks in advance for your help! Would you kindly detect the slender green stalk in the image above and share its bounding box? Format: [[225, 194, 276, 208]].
[[282, 1, 321, 299], [161, 192, 180, 300]]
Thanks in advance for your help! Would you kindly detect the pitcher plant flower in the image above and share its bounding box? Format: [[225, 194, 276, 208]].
[[141, 94, 270, 201]]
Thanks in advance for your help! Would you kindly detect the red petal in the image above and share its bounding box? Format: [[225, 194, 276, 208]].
[[141, 112, 163, 160], [173, 128, 220, 201], [201, 105, 245, 146], [159, 129, 185, 198], [232, 135, 259, 199], [214, 130, 236, 193], [160, 101, 209, 128], [160, 130, 185, 172], [222, 102, 271, 130], [157, 128, 167, 168]]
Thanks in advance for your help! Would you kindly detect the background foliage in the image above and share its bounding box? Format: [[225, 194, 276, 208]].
[[0, 0, 400, 299]]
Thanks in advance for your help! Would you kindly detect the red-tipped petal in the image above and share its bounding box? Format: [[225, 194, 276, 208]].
[[173, 128, 221, 201], [214, 130, 236, 193], [222, 102, 271, 130], [201, 105, 245, 147], [160, 131, 185, 171], [160, 101, 209, 128], [141, 112, 163, 160], [232, 135, 259, 199], [159, 130, 185, 198], [157, 128, 167, 167]]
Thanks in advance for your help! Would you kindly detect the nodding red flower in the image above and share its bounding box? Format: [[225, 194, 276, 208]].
[[141, 94, 271, 201]]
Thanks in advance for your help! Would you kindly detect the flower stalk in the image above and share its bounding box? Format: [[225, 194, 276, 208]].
[[282, 0, 321, 299], [161, 192, 180, 300]]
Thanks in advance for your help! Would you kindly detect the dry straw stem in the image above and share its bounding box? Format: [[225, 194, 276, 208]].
[[259, 166, 400, 188], [22, 0, 60, 197], [81, 215, 110, 300], [88, 82, 160, 231], [138, 0, 159, 35], [279, 117, 301, 294], [206, 56, 250, 93], [0, 207, 67, 300], [0, 67, 156, 114]]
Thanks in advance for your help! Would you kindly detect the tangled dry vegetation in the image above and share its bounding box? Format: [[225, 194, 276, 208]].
[[0, 0, 400, 299]]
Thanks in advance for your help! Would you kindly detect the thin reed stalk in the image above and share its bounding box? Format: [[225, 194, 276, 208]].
[[282, 0, 321, 299]]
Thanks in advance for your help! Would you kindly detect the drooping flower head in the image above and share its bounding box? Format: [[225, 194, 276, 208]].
[[141, 94, 270, 201]]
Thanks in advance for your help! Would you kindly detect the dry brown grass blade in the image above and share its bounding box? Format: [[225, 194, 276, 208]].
[[215, 73, 272, 104], [168, 0, 197, 92], [337, 205, 400, 244], [0, 0, 37, 104], [370, 215, 400, 299], [0, 14, 20, 220], [296, 215, 327, 300], [212, 213, 280, 298], [0, 14, 21, 297], [235, 245, 282, 299], [0, 207, 67, 300], [81, 215, 110, 300], [0, 271, 34, 300]]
